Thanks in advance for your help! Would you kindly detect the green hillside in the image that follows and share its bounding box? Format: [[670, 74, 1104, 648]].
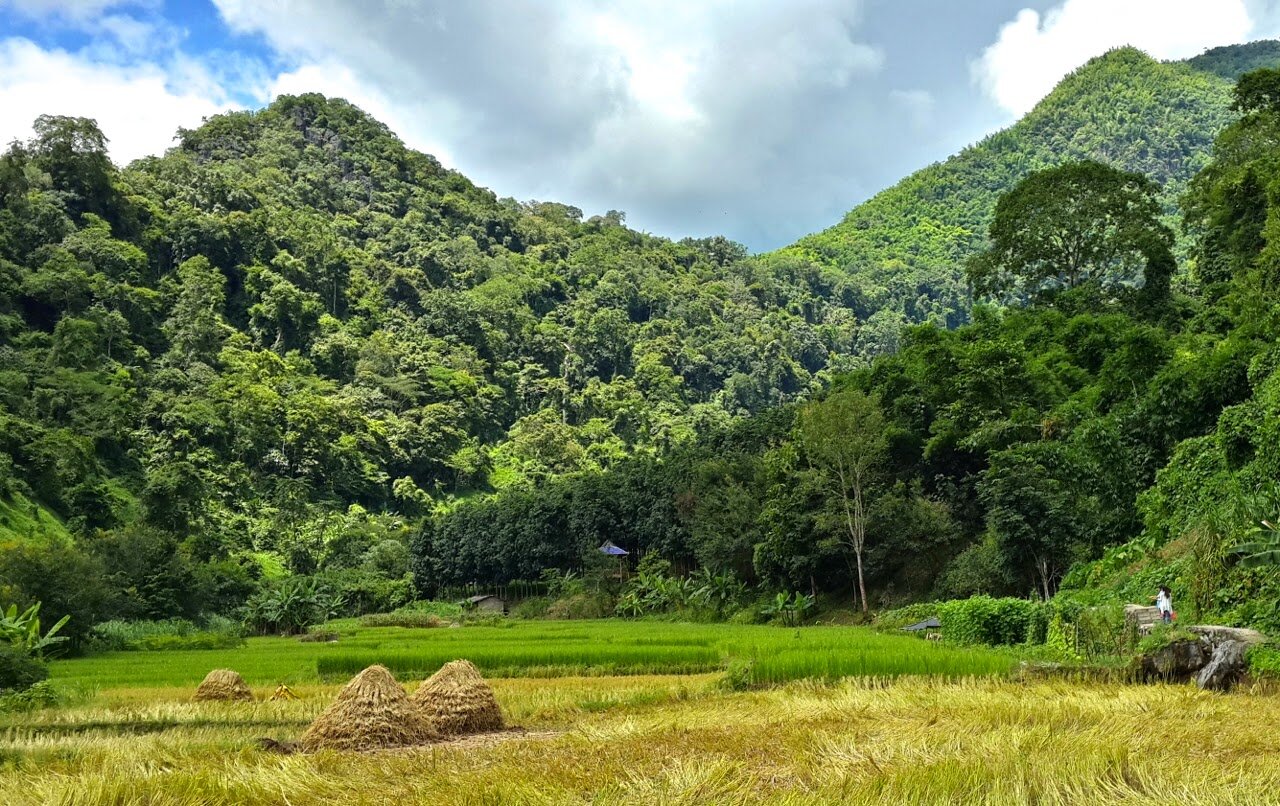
[[0, 93, 879, 618], [774, 46, 1274, 338]]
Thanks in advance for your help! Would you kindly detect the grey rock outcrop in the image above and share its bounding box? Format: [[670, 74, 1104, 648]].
[[1137, 624, 1267, 692]]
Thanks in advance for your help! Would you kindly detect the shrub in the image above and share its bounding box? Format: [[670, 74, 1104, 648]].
[[511, 597, 551, 619], [545, 592, 614, 620], [761, 591, 816, 627], [90, 524, 201, 620], [242, 577, 341, 635], [0, 544, 109, 651], [359, 611, 447, 628], [938, 596, 1044, 646], [0, 645, 47, 693], [0, 679, 60, 711], [1247, 644, 1280, 679], [393, 599, 464, 619], [718, 658, 754, 692], [315, 569, 414, 616], [87, 618, 245, 652]]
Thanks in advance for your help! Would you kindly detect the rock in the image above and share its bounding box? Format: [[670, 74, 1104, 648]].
[[1135, 624, 1266, 691], [1188, 625, 1267, 646], [1139, 638, 1208, 681], [1195, 640, 1248, 692]]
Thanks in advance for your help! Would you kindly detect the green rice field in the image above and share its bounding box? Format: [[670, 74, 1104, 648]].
[[2, 620, 1276, 803], [49, 620, 1020, 690]]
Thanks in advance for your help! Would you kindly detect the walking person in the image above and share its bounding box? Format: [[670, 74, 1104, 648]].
[[1155, 585, 1173, 624]]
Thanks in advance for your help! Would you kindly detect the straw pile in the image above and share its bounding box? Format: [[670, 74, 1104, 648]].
[[411, 659, 504, 735], [269, 684, 300, 701], [300, 665, 439, 752], [193, 669, 254, 702]]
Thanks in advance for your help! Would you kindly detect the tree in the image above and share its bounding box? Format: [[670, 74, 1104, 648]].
[[1230, 67, 1280, 113], [797, 389, 888, 612], [967, 161, 1174, 301]]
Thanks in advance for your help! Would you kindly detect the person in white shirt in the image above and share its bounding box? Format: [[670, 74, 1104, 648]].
[[1155, 586, 1173, 624]]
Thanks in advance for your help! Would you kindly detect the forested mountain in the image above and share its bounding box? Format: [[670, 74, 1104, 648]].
[[771, 45, 1276, 347], [4, 43, 1280, 640], [417, 63, 1280, 630], [0, 95, 870, 552]]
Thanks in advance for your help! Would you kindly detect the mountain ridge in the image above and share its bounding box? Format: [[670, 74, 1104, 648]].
[[768, 43, 1280, 340]]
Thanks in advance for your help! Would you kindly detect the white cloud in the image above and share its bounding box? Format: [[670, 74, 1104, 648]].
[[211, 0, 886, 245], [0, 0, 151, 22], [975, 0, 1254, 117], [0, 38, 230, 164]]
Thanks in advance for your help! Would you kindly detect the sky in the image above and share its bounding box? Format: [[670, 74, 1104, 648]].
[[2, 1, 1280, 251]]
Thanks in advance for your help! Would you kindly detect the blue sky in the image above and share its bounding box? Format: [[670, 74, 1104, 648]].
[[2, 0, 1279, 250]]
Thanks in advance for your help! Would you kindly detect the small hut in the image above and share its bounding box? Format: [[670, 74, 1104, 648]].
[[459, 594, 507, 614], [411, 659, 504, 735], [300, 665, 439, 752], [599, 540, 629, 579]]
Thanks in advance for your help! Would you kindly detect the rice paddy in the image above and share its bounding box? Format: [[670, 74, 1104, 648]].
[[2, 620, 1276, 803], [49, 620, 1022, 689]]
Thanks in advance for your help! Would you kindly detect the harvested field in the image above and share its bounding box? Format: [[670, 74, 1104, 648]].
[[4, 673, 1280, 803]]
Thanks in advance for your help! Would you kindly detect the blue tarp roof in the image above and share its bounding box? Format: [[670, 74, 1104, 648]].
[[902, 617, 941, 631], [599, 540, 629, 556]]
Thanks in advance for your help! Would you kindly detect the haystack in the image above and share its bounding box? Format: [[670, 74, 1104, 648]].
[[193, 669, 254, 702], [270, 684, 301, 701], [300, 665, 439, 751], [411, 659, 504, 735]]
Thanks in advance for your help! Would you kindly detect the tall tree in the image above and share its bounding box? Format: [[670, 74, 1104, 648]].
[[797, 389, 887, 612], [967, 160, 1175, 302]]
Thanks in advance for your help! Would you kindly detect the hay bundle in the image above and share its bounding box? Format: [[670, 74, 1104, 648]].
[[300, 665, 439, 751], [270, 684, 300, 701], [411, 659, 504, 735], [194, 669, 254, 702]]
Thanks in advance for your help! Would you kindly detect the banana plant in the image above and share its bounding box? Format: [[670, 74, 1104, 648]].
[[0, 602, 70, 657]]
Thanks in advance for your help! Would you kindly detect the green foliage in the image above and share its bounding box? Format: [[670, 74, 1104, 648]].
[[1246, 643, 1280, 678], [718, 657, 754, 691], [1188, 41, 1280, 80], [0, 545, 108, 651], [6, 45, 1280, 634], [785, 47, 1250, 339], [967, 160, 1174, 303], [0, 678, 61, 711], [872, 602, 940, 632], [0, 645, 47, 693], [937, 596, 1044, 646], [0, 602, 68, 657], [357, 611, 448, 628], [1135, 624, 1200, 655], [86, 617, 243, 652], [760, 591, 816, 627], [242, 576, 340, 635]]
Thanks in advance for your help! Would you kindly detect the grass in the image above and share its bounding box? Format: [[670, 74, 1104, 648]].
[[2, 621, 1278, 802], [49, 620, 1022, 689], [2, 672, 1280, 803], [0, 493, 72, 548]]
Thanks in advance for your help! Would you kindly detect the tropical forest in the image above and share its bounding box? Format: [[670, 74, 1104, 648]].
[[2, 20, 1280, 804]]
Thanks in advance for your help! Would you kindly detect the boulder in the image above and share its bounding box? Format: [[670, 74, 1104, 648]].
[[1187, 625, 1266, 646], [1139, 637, 1207, 681], [1195, 640, 1249, 692], [1136, 625, 1266, 692]]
